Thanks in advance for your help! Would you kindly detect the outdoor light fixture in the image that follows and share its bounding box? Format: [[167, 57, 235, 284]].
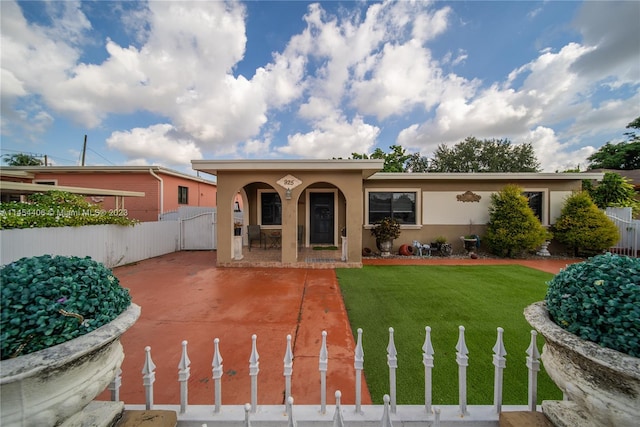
[[285, 188, 292, 200], [234, 199, 241, 212]]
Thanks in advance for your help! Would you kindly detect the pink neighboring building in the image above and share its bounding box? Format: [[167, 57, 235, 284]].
[[3, 166, 217, 222]]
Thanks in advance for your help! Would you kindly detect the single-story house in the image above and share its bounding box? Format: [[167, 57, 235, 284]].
[[2, 166, 217, 222], [192, 159, 604, 267]]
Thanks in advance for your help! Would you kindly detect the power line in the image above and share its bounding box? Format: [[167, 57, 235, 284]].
[[87, 147, 116, 165]]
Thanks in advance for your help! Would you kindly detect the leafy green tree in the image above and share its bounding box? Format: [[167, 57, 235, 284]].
[[3, 153, 43, 166], [585, 172, 639, 216], [429, 137, 540, 172], [485, 184, 550, 258], [552, 192, 620, 257], [587, 141, 640, 170], [587, 116, 640, 170], [352, 145, 412, 172], [405, 152, 430, 172]]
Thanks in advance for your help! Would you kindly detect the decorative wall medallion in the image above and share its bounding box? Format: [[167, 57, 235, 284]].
[[277, 174, 302, 190], [456, 190, 481, 202]]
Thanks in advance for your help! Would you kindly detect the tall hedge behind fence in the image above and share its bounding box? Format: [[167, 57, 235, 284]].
[[0, 221, 180, 267]]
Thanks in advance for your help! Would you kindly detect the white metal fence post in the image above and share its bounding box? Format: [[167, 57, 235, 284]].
[[333, 390, 344, 427], [284, 334, 294, 410], [244, 403, 252, 427], [526, 330, 540, 411], [422, 326, 434, 414], [354, 328, 364, 414], [319, 330, 328, 414], [492, 327, 506, 414], [178, 340, 191, 414], [249, 334, 259, 413], [287, 396, 296, 427], [212, 338, 223, 413], [455, 326, 469, 416], [381, 394, 393, 427], [108, 368, 121, 402], [142, 346, 156, 410], [387, 327, 398, 414]]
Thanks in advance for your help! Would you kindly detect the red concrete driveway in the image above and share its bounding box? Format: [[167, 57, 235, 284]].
[[98, 251, 369, 406]]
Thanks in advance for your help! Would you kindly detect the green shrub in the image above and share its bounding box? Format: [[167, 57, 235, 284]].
[[545, 253, 640, 357], [485, 184, 551, 257], [0, 190, 137, 229], [552, 191, 619, 256], [1, 255, 132, 360], [585, 171, 640, 217]]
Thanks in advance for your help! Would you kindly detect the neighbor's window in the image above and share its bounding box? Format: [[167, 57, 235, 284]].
[[368, 191, 416, 224], [178, 186, 189, 204], [523, 191, 543, 222], [261, 192, 282, 225]]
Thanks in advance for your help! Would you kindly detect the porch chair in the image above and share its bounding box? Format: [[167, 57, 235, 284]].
[[247, 225, 263, 251]]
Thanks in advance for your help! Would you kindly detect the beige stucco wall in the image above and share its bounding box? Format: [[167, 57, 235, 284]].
[[199, 163, 594, 263], [215, 170, 365, 265], [363, 177, 583, 255]]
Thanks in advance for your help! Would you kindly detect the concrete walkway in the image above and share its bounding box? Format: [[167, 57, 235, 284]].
[[98, 251, 579, 406]]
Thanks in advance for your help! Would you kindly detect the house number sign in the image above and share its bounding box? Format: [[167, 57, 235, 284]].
[[277, 174, 302, 190]]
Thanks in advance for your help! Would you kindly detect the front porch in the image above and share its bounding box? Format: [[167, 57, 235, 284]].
[[220, 244, 362, 268]]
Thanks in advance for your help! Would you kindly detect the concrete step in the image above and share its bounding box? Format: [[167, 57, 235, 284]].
[[115, 410, 177, 427], [499, 411, 554, 427]]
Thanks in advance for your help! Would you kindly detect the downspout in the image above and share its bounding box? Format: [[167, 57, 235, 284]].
[[149, 168, 164, 219]]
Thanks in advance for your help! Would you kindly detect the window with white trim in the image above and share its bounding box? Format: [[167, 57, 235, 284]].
[[368, 191, 417, 224]]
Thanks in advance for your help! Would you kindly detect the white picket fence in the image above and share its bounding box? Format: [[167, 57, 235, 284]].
[[115, 326, 544, 426], [0, 221, 180, 267]]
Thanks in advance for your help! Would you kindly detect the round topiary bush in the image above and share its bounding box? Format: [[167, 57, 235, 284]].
[[545, 253, 640, 357], [1, 255, 132, 360]]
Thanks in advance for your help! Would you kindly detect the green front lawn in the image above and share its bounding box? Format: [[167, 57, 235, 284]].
[[336, 265, 562, 405]]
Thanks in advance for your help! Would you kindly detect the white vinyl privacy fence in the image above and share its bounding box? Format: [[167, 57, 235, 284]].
[[0, 221, 180, 268]]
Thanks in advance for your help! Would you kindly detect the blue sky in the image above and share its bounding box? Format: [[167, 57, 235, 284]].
[[1, 1, 639, 175]]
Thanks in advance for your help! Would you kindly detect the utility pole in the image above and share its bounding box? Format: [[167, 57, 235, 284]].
[[81, 134, 87, 166]]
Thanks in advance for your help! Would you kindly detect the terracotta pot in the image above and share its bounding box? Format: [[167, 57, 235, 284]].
[[398, 244, 414, 256], [524, 302, 640, 427], [0, 303, 141, 426]]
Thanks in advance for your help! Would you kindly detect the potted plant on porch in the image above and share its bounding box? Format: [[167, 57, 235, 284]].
[[1, 255, 140, 426], [371, 217, 401, 257], [524, 253, 639, 427]]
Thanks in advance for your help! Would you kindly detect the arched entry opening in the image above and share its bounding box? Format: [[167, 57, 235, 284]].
[[297, 182, 347, 263], [234, 181, 282, 263]]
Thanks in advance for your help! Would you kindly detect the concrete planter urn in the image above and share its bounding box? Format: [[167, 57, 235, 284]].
[[379, 240, 393, 257], [0, 303, 141, 427], [524, 302, 640, 427]]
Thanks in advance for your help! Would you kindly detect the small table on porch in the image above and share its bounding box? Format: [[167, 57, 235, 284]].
[[265, 230, 282, 249]]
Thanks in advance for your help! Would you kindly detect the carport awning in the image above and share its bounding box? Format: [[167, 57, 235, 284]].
[[0, 181, 145, 198], [191, 159, 384, 178]]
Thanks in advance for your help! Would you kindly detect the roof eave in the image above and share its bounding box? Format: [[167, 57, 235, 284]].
[[367, 172, 605, 181], [191, 159, 385, 178]]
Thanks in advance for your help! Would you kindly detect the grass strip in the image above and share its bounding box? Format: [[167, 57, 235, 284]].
[[336, 265, 563, 405]]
